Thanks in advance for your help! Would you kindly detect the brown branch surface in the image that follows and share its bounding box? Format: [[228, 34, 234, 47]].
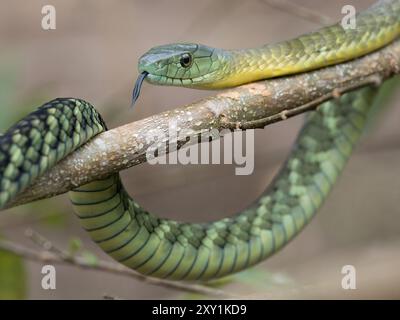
[[5, 39, 400, 209]]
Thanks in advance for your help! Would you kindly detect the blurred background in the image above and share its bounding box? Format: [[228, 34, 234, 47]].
[[0, 0, 399, 299]]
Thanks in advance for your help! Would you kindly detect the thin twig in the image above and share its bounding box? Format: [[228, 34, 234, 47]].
[[25, 228, 69, 259], [3, 39, 400, 210], [260, 0, 334, 25], [0, 239, 240, 299]]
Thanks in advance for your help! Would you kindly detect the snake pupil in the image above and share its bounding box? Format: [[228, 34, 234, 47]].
[[180, 53, 192, 68]]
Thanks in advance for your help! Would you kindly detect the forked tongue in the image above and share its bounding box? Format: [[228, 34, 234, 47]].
[[130, 71, 148, 108]]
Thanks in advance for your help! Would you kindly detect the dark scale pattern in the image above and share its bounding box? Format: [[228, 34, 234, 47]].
[[0, 98, 107, 208]]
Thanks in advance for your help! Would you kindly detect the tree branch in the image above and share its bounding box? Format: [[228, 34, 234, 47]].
[[0, 236, 239, 299], [5, 39, 400, 209]]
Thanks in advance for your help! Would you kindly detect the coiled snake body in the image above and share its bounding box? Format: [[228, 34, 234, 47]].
[[0, 0, 399, 280]]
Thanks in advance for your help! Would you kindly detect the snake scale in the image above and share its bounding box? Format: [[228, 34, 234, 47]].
[[0, 0, 399, 281]]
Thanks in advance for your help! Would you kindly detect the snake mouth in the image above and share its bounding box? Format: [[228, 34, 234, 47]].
[[143, 72, 212, 88], [130, 71, 149, 108]]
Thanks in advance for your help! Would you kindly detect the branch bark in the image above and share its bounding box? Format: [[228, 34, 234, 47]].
[[5, 39, 400, 209]]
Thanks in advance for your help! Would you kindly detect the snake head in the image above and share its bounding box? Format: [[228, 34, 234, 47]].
[[137, 43, 228, 89]]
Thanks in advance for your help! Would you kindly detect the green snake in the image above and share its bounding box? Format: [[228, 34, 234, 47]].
[[0, 0, 399, 281]]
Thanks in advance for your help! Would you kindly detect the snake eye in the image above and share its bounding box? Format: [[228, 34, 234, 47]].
[[180, 53, 192, 68]]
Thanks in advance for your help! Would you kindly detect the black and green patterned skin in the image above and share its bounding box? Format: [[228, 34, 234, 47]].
[[0, 101, 106, 206], [0, 0, 398, 280]]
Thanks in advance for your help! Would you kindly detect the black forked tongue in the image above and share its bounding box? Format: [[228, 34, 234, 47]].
[[130, 71, 148, 109]]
